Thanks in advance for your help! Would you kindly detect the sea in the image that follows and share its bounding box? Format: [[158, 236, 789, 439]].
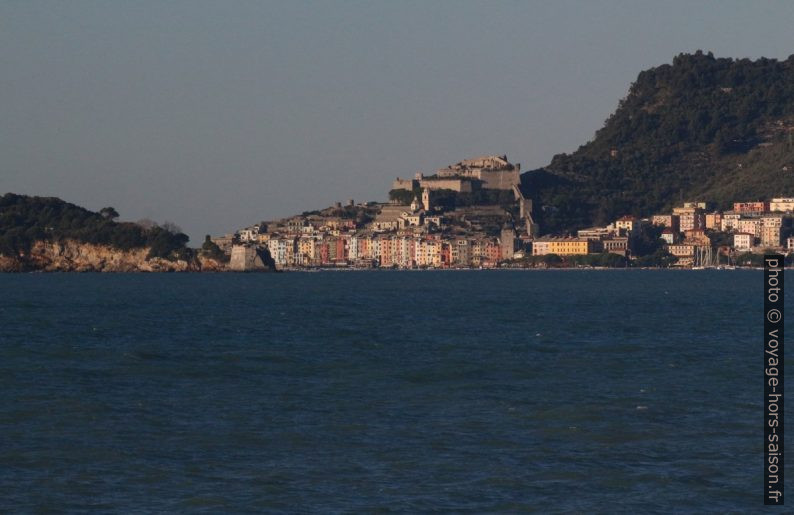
[[0, 270, 789, 512]]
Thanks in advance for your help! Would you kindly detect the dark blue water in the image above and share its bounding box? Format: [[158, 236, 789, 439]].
[[0, 270, 788, 512]]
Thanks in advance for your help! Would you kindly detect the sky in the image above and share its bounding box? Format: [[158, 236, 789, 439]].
[[2, 1, 794, 243]]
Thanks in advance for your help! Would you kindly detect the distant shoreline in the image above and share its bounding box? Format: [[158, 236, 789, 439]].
[[2, 265, 788, 274], [280, 266, 777, 272]]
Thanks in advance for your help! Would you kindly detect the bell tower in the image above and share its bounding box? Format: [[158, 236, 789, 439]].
[[422, 188, 431, 211]]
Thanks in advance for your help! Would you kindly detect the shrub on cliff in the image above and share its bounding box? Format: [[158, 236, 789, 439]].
[[200, 235, 229, 262]]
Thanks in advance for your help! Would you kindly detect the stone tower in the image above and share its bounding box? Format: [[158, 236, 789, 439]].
[[500, 224, 517, 261], [422, 188, 431, 211], [230, 245, 274, 271]]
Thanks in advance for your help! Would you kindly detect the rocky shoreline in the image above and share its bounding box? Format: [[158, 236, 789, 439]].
[[0, 240, 228, 273]]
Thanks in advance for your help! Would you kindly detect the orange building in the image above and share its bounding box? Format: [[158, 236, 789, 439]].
[[733, 201, 769, 214]]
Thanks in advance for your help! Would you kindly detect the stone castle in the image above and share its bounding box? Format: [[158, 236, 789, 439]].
[[392, 154, 521, 193]]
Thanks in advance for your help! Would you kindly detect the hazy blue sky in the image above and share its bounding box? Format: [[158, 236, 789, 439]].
[[2, 1, 794, 242]]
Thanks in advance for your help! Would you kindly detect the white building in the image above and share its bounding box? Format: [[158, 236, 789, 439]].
[[532, 239, 552, 256], [738, 219, 762, 238], [348, 236, 359, 260], [762, 215, 784, 227], [267, 238, 292, 266], [615, 216, 639, 233], [238, 226, 260, 242], [733, 232, 754, 251], [770, 198, 794, 213], [721, 213, 741, 232]]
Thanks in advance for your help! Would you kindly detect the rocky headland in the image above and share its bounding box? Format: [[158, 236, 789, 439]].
[[0, 239, 228, 273]]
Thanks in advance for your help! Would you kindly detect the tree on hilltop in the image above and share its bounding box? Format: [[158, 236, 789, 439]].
[[99, 207, 119, 220]]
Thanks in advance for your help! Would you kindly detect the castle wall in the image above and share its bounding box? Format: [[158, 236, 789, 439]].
[[392, 178, 418, 191], [474, 169, 520, 190], [418, 178, 473, 192]]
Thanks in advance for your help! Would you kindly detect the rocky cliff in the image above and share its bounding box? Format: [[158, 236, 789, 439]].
[[0, 240, 227, 272]]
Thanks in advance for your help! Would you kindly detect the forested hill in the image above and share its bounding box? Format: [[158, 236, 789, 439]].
[[0, 193, 191, 260], [523, 51, 794, 234]]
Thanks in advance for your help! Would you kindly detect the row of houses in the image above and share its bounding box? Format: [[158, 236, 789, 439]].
[[651, 199, 794, 250], [528, 198, 794, 265], [237, 216, 358, 243], [256, 231, 517, 269], [225, 193, 794, 268]]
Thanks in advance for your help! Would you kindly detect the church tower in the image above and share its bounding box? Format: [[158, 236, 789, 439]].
[[422, 188, 431, 211]]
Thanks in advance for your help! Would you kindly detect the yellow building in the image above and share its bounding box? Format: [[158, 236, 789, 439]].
[[761, 226, 782, 247], [549, 238, 595, 255], [412, 239, 441, 267], [532, 237, 596, 256], [297, 237, 316, 265], [705, 212, 722, 230], [532, 238, 595, 256], [426, 240, 442, 267]]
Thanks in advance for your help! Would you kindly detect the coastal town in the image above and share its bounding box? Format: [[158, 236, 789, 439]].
[[212, 155, 794, 270]]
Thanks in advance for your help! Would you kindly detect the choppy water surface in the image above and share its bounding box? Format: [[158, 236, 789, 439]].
[[0, 270, 788, 511]]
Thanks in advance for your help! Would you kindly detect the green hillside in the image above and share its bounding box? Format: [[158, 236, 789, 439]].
[[523, 51, 794, 234], [0, 193, 191, 260]]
